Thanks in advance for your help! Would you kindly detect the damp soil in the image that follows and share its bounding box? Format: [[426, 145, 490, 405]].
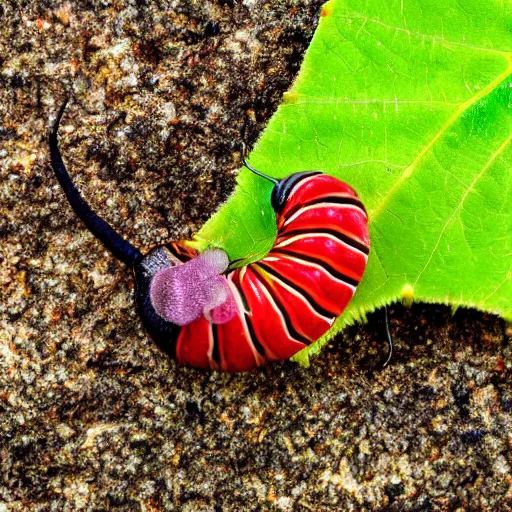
[[1, 1, 511, 511]]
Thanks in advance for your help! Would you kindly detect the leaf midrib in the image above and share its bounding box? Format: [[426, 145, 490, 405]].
[[369, 61, 512, 220]]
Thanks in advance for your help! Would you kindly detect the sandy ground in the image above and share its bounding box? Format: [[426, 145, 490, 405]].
[[1, 1, 511, 510]]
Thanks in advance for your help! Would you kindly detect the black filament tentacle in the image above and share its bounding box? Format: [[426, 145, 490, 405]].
[[382, 306, 393, 368], [49, 100, 143, 266], [241, 142, 278, 185]]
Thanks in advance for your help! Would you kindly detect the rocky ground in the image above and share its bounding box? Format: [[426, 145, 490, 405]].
[[1, 1, 511, 511]]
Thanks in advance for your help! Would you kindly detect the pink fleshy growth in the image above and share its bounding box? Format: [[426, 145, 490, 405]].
[[149, 249, 236, 326], [150, 266, 206, 325], [204, 275, 230, 310], [204, 277, 238, 324], [200, 249, 229, 274]]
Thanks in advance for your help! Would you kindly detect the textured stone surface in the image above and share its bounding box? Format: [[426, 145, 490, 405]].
[[1, 1, 511, 511]]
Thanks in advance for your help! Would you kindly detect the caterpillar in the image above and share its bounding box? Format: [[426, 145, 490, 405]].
[[49, 102, 370, 372]]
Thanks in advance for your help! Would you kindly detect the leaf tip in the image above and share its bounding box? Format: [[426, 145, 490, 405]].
[[184, 237, 208, 253], [282, 92, 299, 104], [291, 347, 311, 367], [401, 284, 414, 307], [320, 4, 333, 17]]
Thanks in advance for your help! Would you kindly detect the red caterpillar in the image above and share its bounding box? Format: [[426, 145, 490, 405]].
[[49, 102, 369, 372], [174, 172, 369, 370]]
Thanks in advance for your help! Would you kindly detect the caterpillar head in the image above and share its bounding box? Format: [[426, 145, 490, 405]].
[[270, 171, 322, 213]]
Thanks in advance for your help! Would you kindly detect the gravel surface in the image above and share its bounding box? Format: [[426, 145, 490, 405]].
[[1, 1, 511, 511]]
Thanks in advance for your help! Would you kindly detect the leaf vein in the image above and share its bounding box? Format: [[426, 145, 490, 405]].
[[336, 14, 512, 57], [413, 134, 512, 285]]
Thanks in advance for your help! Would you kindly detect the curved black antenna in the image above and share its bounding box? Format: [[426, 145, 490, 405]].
[[49, 100, 143, 266], [241, 142, 278, 185], [382, 306, 393, 368]]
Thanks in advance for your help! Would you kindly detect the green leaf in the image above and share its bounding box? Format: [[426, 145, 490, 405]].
[[197, 0, 512, 364]]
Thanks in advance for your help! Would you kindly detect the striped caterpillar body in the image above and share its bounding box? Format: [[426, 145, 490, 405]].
[[170, 173, 369, 370], [49, 103, 369, 372]]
